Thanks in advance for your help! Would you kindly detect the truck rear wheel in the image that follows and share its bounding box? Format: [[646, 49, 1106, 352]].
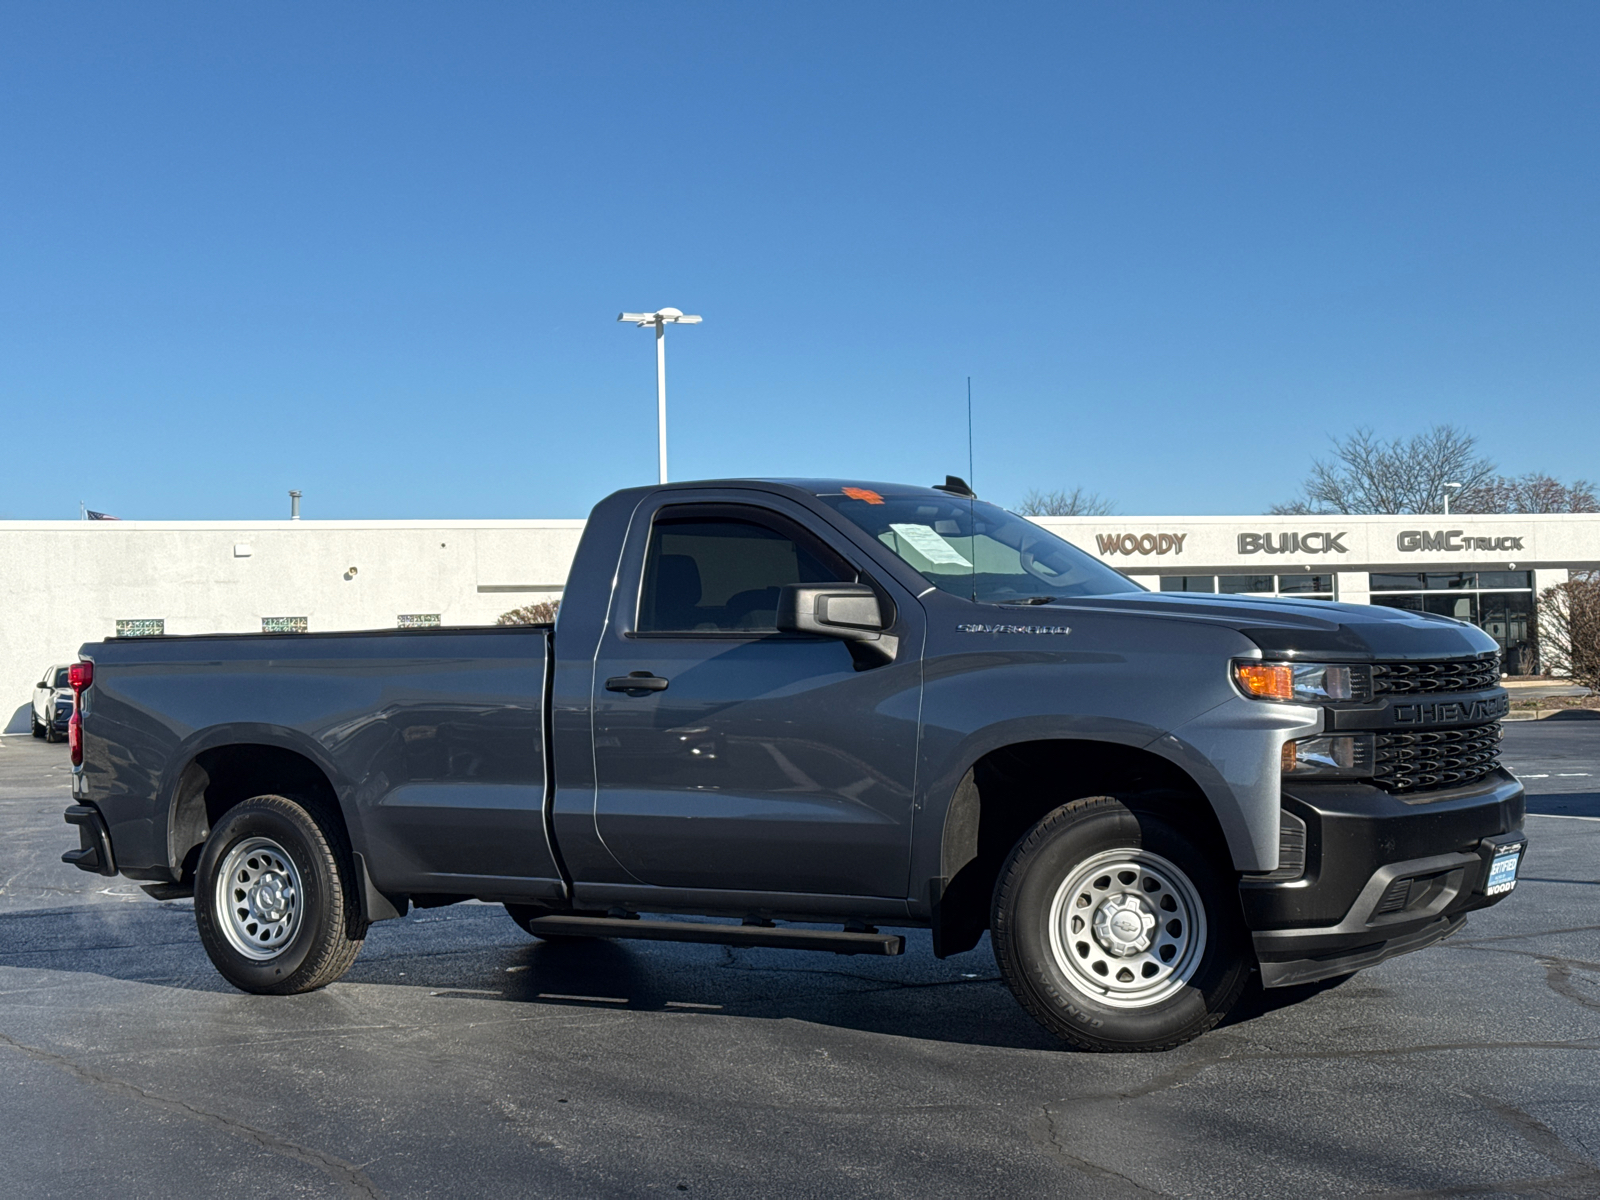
[[991, 796, 1250, 1052], [194, 795, 366, 994]]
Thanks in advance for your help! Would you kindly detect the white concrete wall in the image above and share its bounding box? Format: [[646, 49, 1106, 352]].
[[1, 520, 583, 732], [5, 509, 1597, 732]]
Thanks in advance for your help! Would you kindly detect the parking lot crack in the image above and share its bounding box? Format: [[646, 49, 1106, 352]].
[[1032, 1103, 1171, 1195], [1366, 1092, 1600, 1198], [1541, 958, 1600, 1015], [0, 1028, 384, 1199]]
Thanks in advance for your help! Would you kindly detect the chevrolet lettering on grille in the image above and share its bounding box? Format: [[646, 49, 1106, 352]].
[[1392, 695, 1509, 726]]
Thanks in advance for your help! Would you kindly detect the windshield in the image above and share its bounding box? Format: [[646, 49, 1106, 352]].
[[818, 491, 1142, 603]]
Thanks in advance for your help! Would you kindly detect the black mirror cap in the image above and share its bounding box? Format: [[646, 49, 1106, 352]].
[[776, 583, 884, 638]]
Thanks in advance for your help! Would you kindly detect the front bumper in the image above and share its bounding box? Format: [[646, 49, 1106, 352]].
[[1241, 770, 1525, 988]]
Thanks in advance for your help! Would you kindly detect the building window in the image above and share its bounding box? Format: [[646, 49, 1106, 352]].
[[262, 616, 309, 634], [398, 614, 441, 628], [1160, 575, 1336, 600], [1218, 575, 1276, 594], [1368, 573, 1536, 673], [116, 619, 165, 637]]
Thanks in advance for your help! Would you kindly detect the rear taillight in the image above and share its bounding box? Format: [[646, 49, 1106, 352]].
[[68, 660, 92, 767]]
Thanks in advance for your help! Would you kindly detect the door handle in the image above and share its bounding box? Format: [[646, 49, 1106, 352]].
[[606, 672, 670, 694]]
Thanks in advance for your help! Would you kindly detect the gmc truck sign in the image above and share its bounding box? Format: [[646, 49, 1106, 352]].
[[1397, 530, 1526, 553]]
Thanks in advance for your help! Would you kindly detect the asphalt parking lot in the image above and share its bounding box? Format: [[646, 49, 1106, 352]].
[[2, 723, 1597, 1199]]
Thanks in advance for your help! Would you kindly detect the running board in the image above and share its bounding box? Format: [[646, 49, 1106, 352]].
[[521, 916, 905, 956]]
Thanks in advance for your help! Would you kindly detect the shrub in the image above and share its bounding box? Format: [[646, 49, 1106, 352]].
[[497, 599, 560, 626], [1538, 572, 1600, 692]]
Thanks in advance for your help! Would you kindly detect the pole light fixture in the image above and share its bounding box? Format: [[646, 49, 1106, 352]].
[[618, 307, 703, 484], [1442, 481, 1462, 516]]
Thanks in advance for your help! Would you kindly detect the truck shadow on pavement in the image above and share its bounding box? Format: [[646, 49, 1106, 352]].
[[0, 901, 1358, 1053]]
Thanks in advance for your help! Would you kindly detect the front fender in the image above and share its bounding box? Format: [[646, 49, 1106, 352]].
[[1158, 696, 1321, 872]]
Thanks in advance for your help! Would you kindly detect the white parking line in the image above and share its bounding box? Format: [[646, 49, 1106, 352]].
[[1527, 813, 1600, 823], [1556, 772, 1592, 777]]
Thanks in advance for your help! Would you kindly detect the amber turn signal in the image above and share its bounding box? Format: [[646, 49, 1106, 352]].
[[1235, 662, 1294, 701]]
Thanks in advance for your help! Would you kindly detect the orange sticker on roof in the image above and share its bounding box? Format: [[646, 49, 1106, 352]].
[[842, 487, 884, 505]]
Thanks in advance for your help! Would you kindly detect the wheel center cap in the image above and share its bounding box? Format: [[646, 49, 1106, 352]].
[[252, 875, 288, 920], [1092, 894, 1157, 956]]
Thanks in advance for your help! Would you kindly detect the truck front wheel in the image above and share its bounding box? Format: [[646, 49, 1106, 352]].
[[194, 795, 366, 994], [991, 796, 1250, 1052]]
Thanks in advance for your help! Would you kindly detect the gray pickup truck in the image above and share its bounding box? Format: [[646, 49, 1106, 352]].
[[62, 478, 1527, 1051]]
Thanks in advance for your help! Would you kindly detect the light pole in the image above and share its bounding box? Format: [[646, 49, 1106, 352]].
[[1442, 481, 1462, 516], [618, 307, 702, 484]]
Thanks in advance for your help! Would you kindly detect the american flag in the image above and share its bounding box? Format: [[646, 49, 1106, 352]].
[[86, 510, 121, 521]]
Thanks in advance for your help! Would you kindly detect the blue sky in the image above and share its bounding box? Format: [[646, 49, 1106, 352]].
[[2, 4, 1596, 520]]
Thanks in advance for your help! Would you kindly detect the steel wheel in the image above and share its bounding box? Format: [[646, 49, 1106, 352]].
[[1047, 847, 1206, 1009], [215, 836, 304, 960], [991, 795, 1251, 1051]]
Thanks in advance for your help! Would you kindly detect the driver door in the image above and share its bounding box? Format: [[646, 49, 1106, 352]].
[[589, 495, 924, 899]]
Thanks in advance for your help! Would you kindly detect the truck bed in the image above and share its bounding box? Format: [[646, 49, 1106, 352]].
[[80, 625, 562, 903]]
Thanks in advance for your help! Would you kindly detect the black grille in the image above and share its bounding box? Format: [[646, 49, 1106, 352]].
[[1372, 653, 1500, 696], [1375, 722, 1502, 793]]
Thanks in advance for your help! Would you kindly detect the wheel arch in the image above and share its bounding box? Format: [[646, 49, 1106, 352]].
[[165, 739, 344, 876], [927, 737, 1233, 959]]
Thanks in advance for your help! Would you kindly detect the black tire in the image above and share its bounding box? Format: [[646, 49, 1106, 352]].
[[43, 713, 61, 743], [195, 794, 367, 994], [30, 711, 44, 738], [991, 796, 1251, 1052], [504, 903, 591, 943]]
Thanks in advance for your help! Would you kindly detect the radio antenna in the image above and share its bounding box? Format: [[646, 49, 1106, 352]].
[[967, 377, 976, 602], [966, 376, 974, 489]]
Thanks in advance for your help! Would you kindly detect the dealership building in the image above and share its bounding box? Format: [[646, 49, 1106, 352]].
[[1034, 511, 1597, 678], [2, 508, 1596, 732]]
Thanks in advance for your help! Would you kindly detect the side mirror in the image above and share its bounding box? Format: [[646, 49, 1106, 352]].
[[777, 583, 898, 665]]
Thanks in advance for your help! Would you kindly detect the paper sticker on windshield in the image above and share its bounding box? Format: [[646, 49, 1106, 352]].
[[889, 523, 972, 567], [841, 486, 884, 505]]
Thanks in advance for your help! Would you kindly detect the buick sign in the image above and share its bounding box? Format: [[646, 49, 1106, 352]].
[[1237, 531, 1349, 555]]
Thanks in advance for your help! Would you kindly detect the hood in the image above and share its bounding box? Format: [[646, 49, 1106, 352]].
[[1060, 591, 1501, 661]]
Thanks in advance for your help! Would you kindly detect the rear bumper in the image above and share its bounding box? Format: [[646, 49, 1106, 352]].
[[1241, 771, 1525, 988]]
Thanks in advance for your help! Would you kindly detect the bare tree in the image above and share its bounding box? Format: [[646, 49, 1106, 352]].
[[1538, 572, 1600, 691], [1459, 473, 1599, 514], [497, 599, 560, 625], [1270, 426, 1496, 515], [1017, 487, 1116, 517]]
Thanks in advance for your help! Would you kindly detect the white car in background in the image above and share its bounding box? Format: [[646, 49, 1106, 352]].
[[32, 664, 73, 743]]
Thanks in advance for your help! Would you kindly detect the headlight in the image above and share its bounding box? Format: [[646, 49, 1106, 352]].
[[1282, 734, 1375, 778], [1234, 661, 1359, 703]]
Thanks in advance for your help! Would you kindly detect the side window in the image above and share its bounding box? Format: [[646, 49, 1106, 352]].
[[638, 510, 852, 633]]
